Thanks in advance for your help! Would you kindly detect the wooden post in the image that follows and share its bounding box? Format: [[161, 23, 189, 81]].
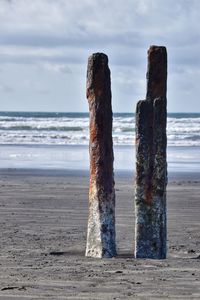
[[135, 46, 167, 259], [85, 53, 116, 258]]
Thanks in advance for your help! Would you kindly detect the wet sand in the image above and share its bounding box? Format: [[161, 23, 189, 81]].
[[0, 169, 200, 299]]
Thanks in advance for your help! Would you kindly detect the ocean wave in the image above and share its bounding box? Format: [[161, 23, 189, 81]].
[[0, 112, 199, 146], [184, 135, 200, 141], [0, 125, 84, 132]]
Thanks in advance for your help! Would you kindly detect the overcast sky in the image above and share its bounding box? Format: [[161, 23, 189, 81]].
[[0, 0, 200, 112]]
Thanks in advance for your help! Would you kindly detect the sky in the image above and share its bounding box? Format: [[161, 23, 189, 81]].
[[0, 0, 200, 113]]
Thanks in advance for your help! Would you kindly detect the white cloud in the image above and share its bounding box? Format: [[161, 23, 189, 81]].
[[39, 62, 72, 74], [112, 67, 146, 96], [0, 0, 200, 111], [0, 0, 199, 69], [0, 83, 14, 93]]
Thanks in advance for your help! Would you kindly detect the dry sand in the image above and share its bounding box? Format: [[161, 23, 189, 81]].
[[0, 169, 200, 299]]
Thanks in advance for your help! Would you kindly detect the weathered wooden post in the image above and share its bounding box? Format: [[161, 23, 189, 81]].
[[135, 45, 167, 259], [85, 53, 116, 258]]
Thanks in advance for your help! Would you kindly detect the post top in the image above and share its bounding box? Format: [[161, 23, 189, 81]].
[[146, 45, 167, 100], [148, 45, 167, 54], [88, 52, 108, 63]]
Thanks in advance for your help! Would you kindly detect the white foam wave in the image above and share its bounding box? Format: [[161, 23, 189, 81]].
[[0, 114, 199, 146]]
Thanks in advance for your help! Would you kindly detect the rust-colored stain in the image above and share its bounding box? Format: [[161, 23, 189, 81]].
[[135, 45, 167, 207], [85, 53, 116, 258], [144, 182, 153, 205], [86, 53, 113, 202], [135, 45, 167, 259], [93, 69, 105, 98]]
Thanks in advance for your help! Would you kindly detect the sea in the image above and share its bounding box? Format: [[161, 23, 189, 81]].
[[0, 111, 200, 174]]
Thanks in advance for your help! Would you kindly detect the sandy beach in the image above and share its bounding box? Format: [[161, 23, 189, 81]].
[[1, 0, 200, 298], [0, 169, 199, 299]]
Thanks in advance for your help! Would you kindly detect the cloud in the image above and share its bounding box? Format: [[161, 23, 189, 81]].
[[112, 66, 146, 96], [0, 83, 14, 93], [0, 0, 200, 112], [0, 1, 199, 47], [35, 88, 50, 95], [20, 78, 50, 95], [0, 0, 199, 71], [0, 46, 85, 65], [39, 62, 72, 74]]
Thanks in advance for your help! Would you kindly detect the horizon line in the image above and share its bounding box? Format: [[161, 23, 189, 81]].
[[0, 110, 199, 114]]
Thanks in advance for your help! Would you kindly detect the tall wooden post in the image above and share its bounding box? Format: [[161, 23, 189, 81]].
[[85, 53, 116, 258], [135, 46, 167, 259]]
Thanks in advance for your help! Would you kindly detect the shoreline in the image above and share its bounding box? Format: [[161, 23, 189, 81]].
[[0, 144, 200, 174]]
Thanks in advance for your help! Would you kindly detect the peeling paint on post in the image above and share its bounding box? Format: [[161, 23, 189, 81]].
[[85, 53, 116, 258], [135, 46, 167, 259]]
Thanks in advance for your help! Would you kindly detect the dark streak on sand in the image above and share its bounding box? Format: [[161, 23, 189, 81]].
[[0, 169, 200, 299]]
